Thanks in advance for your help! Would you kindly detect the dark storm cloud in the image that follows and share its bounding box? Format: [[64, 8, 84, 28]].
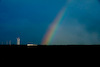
[[0, 0, 100, 45], [50, 0, 100, 45], [66, 0, 100, 33]]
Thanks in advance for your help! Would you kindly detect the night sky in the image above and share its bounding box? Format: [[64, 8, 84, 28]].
[[0, 0, 100, 45]]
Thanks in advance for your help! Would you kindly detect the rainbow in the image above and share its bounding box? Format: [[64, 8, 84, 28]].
[[41, 6, 67, 45]]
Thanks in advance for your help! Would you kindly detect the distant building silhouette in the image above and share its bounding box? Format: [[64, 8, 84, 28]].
[[9, 40, 11, 45], [2, 42, 3, 45], [6, 41, 8, 45]]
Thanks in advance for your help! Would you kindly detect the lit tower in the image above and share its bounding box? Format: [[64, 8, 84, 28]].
[[17, 37, 20, 45]]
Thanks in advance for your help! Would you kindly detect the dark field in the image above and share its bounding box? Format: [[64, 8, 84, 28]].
[[0, 45, 100, 48]]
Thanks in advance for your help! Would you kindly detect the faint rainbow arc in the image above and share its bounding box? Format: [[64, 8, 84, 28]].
[[41, 6, 67, 45]]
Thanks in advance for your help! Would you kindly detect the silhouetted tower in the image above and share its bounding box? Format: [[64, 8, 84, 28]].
[[1, 42, 3, 45], [17, 37, 20, 45], [9, 40, 11, 45], [6, 41, 8, 45]]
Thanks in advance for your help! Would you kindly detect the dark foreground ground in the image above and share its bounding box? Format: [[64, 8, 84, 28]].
[[0, 44, 100, 48], [0, 44, 100, 64]]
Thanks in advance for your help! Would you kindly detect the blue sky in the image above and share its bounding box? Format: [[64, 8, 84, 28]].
[[0, 0, 100, 45]]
